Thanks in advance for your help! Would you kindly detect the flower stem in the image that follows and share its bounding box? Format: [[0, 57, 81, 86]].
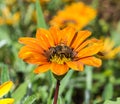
[[53, 80, 60, 104]]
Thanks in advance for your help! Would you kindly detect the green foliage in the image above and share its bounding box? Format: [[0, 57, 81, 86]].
[[23, 95, 37, 104], [0, 64, 10, 83], [36, 0, 47, 28], [104, 98, 120, 104], [59, 70, 74, 95], [0, 27, 11, 44], [102, 83, 113, 100], [24, 4, 35, 26], [12, 82, 28, 104]]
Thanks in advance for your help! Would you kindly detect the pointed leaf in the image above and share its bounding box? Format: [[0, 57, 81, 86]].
[[0, 64, 9, 83], [23, 95, 37, 104], [102, 83, 113, 100], [12, 82, 28, 104], [36, 0, 47, 28]]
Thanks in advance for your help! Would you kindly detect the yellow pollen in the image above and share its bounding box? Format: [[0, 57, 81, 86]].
[[50, 54, 71, 64]]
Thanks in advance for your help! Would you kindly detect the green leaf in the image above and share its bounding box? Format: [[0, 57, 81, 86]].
[[65, 87, 73, 104], [0, 26, 11, 44], [36, 0, 47, 28], [23, 94, 37, 104], [12, 82, 28, 104], [58, 96, 65, 104], [24, 4, 35, 25], [91, 0, 99, 9], [0, 63, 10, 83], [102, 83, 113, 100], [47, 84, 54, 104], [104, 97, 120, 104]]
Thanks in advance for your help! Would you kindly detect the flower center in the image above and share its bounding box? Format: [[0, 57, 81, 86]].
[[45, 44, 74, 64], [61, 20, 77, 29], [63, 19, 77, 25]]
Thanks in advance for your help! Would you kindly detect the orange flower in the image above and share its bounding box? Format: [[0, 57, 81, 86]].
[[18, 26, 102, 76], [50, 2, 97, 30]]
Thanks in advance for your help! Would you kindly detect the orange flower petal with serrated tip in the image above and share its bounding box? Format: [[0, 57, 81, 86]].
[[34, 63, 51, 74], [79, 56, 102, 67], [19, 51, 47, 65], [51, 63, 69, 75], [75, 38, 99, 52], [18, 46, 43, 55], [61, 26, 76, 46], [19, 37, 49, 51], [49, 26, 61, 45], [66, 61, 84, 71], [18, 46, 47, 64], [77, 42, 103, 58], [71, 30, 91, 49], [19, 37, 44, 51], [36, 28, 55, 47]]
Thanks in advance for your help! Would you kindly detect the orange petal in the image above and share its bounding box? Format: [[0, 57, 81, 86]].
[[19, 46, 43, 55], [71, 30, 91, 49], [51, 63, 69, 75], [19, 37, 45, 51], [34, 63, 50, 74], [77, 42, 103, 58], [19, 37, 37, 45], [49, 26, 59, 45], [75, 38, 99, 52], [66, 61, 84, 71], [19, 50, 47, 64], [36, 28, 55, 47], [79, 56, 102, 67], [61, 26, 76, 46]]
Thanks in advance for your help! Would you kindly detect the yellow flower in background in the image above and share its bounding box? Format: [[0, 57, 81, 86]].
[[18, 26, 102, 76], [0, 81, 14, 104], [1, 6, 10, 17], [98, 37, 120, 59], [25, 0, 50, 4], [50, 2, 97, 30], [62, 0, 74, 2], [4, 0, 16, 5], [0, 17, 4, 25], [0, 6, 20, 25], [5, 12, 20, 25]]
